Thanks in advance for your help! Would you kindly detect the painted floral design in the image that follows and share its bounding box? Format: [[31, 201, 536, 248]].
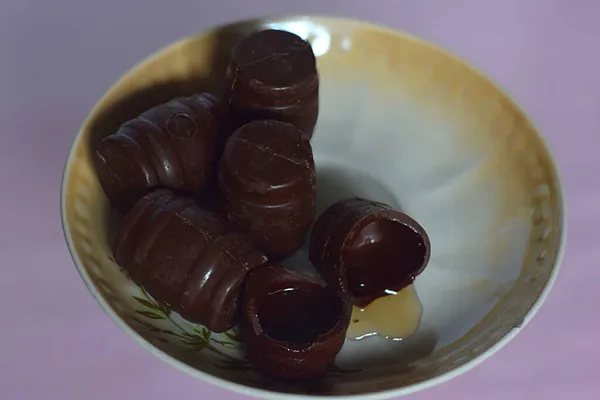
[[130, 287, 241, 359]]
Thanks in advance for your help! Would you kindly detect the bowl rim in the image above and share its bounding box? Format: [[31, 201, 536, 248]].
[[60, 14, 567, 400]]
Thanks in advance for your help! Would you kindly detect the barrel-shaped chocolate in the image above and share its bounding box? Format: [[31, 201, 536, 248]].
[[114, 189, 267, 332], [241, 264, 351, 380], [178, 230, 268, 329], [309, 198, 431, 307], [225, 29, 319, 139], [218, 120, 316, 259], [95, 93, 221, 211]]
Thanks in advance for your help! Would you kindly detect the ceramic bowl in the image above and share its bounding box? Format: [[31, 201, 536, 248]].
[[61, 16, 566, 399]]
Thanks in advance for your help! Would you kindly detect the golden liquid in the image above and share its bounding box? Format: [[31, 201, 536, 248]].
[[346, 285, 422, 341]]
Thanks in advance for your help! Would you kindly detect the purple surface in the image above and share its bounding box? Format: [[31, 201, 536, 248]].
[[0, 0, 597, 399]]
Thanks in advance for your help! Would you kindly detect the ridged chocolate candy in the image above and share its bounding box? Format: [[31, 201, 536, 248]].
[[95, 93, 221, 211], [218, 119, 316, 259], [241, 264, 351, 380], [225, 29, 319, 139], [309, 198, 431, 307], [114, 189, 267, 332]]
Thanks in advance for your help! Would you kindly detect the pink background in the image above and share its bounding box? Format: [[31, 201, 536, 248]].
[[1, 0, 597, 399]]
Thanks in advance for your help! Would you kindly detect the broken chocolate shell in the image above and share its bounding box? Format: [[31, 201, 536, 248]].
[[241, 264, 351, 380], [309, 198, 431, 307], [218, 119, 316, 259], [113, 189, 267, 332], [95, 93, 220, 211], [225, 29, 319, 139]]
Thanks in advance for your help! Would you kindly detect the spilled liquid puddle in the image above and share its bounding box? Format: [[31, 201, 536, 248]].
[[346, 285, 422, 341]]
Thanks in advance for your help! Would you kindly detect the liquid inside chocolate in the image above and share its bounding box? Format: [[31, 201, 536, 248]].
[[345, 219, 427, 300], [259, 287, 341, 346], [346, 285, 422, 341]]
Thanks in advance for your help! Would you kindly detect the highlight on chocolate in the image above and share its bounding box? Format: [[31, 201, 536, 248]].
[[92, 28, 431, 381]]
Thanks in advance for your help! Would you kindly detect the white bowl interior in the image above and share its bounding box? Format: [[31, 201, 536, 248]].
[[62, 16, 564, 399]]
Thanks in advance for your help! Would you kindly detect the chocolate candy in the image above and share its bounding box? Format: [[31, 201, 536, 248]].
[[218, 120, 316, 259], [309, 198, 431, 307], [95, 93, 221, 211], [225, 29, 319, 139], [114, 189, 267, 332], [241, 264, 351, 380]]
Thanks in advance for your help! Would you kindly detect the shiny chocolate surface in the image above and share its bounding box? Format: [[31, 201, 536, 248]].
[[241, 264, 351, 380], [113, 189, 267, 332], [309, 198, 431, 307], [218, 119, 316, 259], [95, 93, 220, 211], [225, 29, 319, 138]]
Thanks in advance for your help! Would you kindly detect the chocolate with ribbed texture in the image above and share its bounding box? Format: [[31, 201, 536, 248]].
[[95, 93, 221, 211], [225, 29, 319, 139], [114, 189, 267, 332], [218, 120, 316, 259]]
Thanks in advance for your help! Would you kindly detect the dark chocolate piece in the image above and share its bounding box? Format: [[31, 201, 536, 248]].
[[309, 198, 431, 307], [95, 93, 220, 211], [218, 120, 316, 259], [241, 265, 351, 380], [114, 189, 267, 332], [225, 29, 319, 139], [178, 231, 267, 331]]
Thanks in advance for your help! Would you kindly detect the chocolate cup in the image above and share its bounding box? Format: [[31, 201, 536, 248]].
[[113, 189, 267, 332], [309, 198, 431, 307], [218, 120, 316, 259], [225, 29, 319, 138], [95, 93, 220, 211], [241, 265, 351, 380]]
